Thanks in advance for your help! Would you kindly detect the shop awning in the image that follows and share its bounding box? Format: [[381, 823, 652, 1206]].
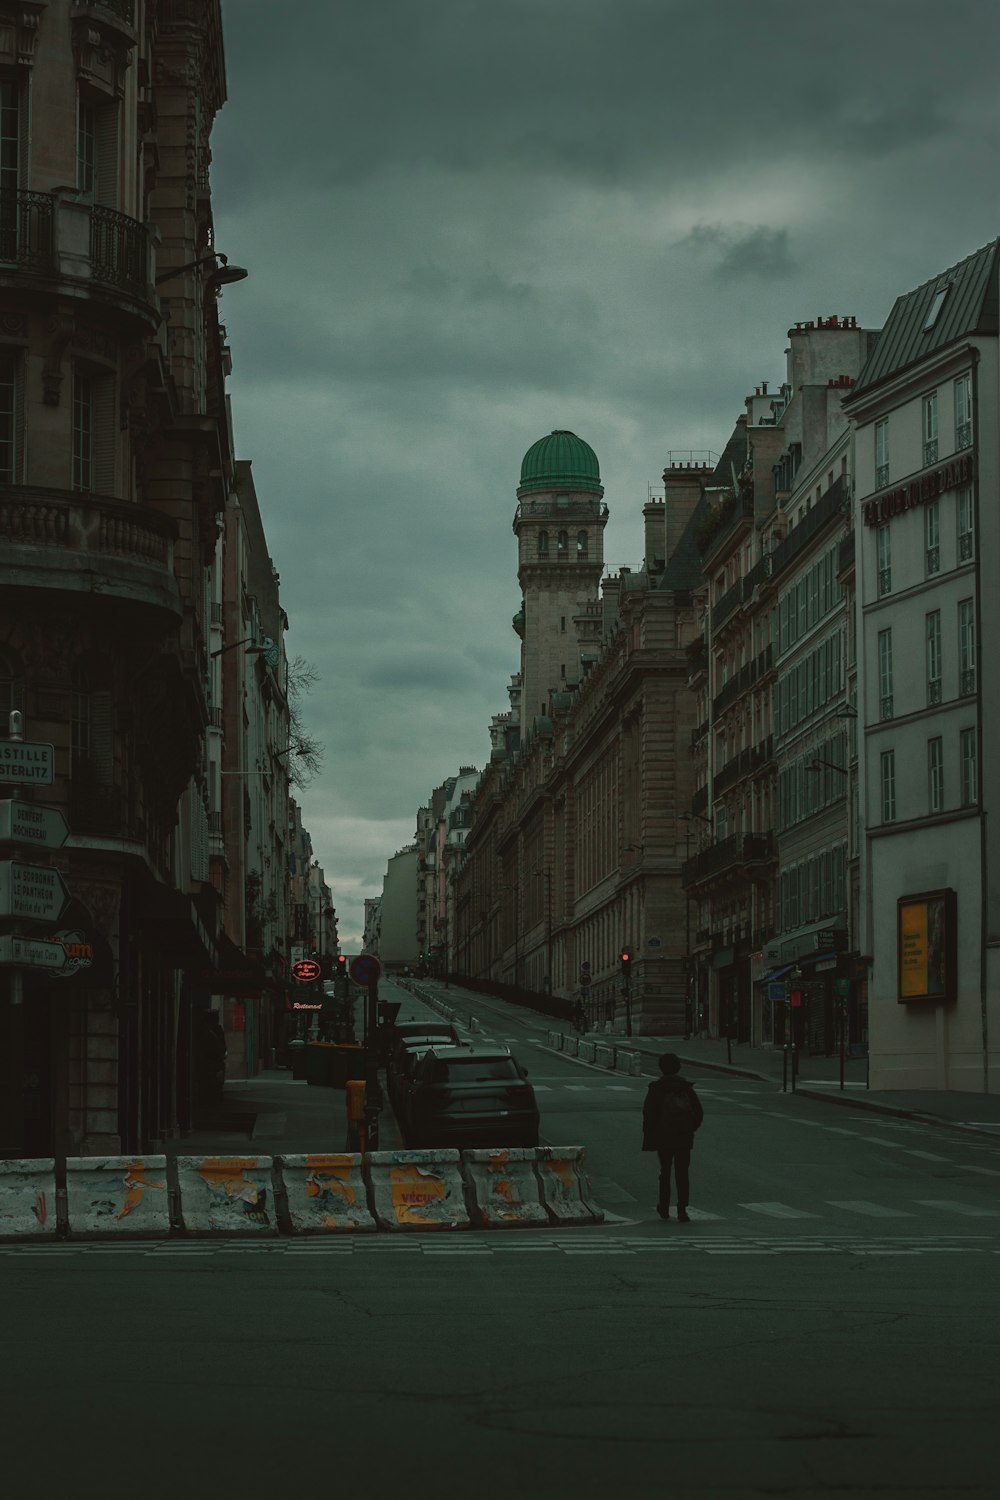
[[192, 932, 268, 997], [798, 950, 838, 968], [137, 882, 218, 970], [761, 962, 796, 983]]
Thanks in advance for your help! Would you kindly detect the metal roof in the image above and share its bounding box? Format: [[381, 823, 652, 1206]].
[[851, 238, 999, 396]]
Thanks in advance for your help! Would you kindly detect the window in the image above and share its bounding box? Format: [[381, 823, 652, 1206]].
[[576, 530, 588, 558], [875, 420, 889, 488], [0, 80, 24, 261], [877, 525, 891, 596], [960, 728, 977, 806], [925, 611, 941, 706], [537, 530, 548, 557], [556, 530, 568, 557], [0, 351, 19, 483], [954, 373, 972, 451], [925, 502, 940, 577], [957, 487, 974, 562], [76, 98, 95, 194], [72, 370, 93, 491], [880, 749, 896, 824], [922, 391, 938, 467], [923, 286, 949, 330], [928, 737, 943, 814], [878, 628, 893, 721], [958, 599, 976, 695]]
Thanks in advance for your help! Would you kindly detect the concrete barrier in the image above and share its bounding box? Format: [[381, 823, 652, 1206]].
[[535, 1146, 604, 1226], [175, 1156, 277, 1236], [625, 1051, 642, 1077], [577, 1040, 596, 1063], [0, 1158, 58, 1240], [563, 1036, 579, 1056], [594, 1043, 614, 1068], [278, 1154, 375, 1233], [462, 1148, 550, 1228], [547, 1030, 563, 1051], [65, 1156, 169, 1238], [365, 1149, 470, 1230]]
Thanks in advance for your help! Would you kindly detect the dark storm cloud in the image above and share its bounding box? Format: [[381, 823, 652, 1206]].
[[211, 0, 1000, 943]]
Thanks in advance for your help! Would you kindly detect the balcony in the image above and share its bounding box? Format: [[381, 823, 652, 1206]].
[[712, 578, 744, 633], [681, 831, 775, 890], [690, 719, 709, 753], [770, 477, 848, 582], [0, 486, 180, 618], [514, 496, 608, 523], [692, 785, 709, 816], [697, 487, 755, 564], [68, 780, 136, 839], [686, 637, 708, 684], [0, 190, 157, 329], [838, 531, 855, 575]]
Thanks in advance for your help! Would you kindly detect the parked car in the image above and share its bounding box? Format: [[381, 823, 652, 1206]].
[[392, 1039, 467, 1123], [386, 1023, 461, 1091], [406, 1045, 540, 1149]]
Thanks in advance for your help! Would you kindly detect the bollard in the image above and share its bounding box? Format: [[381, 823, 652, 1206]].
[[278, 1154, 375, 1233], [175, 1156, 277, 1236], [462, 1149, 549, 1228], [65, 1156, 169, 1238], [365, 1149, 470, 1230], [563, 1036, 579, 1057], [0, 1159, 57, 1240], [547, 1031, 563, 1051], [593, 1043, 614, 1068], [578, 1040, 597, 1063]]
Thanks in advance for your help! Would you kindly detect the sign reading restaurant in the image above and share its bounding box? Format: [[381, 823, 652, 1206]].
[[862, 453, 972, 528]]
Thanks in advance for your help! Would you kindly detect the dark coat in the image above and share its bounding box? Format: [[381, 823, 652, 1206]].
[[642, 1075, 704, 1152]]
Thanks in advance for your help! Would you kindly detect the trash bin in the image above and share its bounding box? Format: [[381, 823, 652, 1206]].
[[330, 1044, 368, 1089], [289, 1038, 307, 1081], [305, 1042, 336, 1087]]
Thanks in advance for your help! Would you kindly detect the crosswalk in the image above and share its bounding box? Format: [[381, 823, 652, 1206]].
[[1, 1230, 996, 1259]]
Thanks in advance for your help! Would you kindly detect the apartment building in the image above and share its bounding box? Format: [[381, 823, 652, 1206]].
[[844, 240, 999, 1092]]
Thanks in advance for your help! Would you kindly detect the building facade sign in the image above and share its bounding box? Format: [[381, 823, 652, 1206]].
[[862, 454, 972, 528]]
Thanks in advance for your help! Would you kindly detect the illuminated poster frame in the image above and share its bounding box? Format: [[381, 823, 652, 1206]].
[[896, 888, 956, 1003]]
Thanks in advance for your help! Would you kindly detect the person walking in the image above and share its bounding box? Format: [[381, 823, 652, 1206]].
[[642, 1052, 704, 1221]]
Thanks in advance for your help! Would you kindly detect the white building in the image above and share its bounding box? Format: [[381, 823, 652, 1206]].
[[845, 239, 998, 1092]]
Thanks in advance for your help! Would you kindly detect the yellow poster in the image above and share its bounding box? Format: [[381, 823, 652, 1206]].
[[899, 902, 928, 998]]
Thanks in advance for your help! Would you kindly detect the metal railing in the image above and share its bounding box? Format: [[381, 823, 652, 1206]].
[[90, 204, 148, 296], [0, 190, 55, 268], [75, 0, 136, 21], [682, 831, 775, 889]]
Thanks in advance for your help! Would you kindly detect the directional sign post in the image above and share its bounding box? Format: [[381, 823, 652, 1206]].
[[349, 954, 383, 1151], [0, 742, 55, 786], [0, 801, 70, 850], [0, 861, 70, 923], [0, 935, 67, 971]]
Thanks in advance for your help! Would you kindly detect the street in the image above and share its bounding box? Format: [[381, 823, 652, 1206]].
[[2, 978, 997, 1499]]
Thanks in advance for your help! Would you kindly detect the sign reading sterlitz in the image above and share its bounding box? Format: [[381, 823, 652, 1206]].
[[863, 455, 972, 529], [897, 888, 956, 1004]]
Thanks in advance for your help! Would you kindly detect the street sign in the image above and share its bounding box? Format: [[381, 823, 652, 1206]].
[[0, 742, 55, 785], [350, 953, 382, 986], [0, 860, 69, 922], [291, 957, 322, 983], [815, 958, 837, 973], [0, 800, 69, 850], [0, 934, 67, 969], [767, 982, 785, 1003], [835, 977, 851, 997]]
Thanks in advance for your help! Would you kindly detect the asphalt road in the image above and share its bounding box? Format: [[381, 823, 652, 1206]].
[[2, 978, 997, 1499]]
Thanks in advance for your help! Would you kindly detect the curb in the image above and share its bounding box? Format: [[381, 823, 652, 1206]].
[[794, 1087, 1000, 1142]]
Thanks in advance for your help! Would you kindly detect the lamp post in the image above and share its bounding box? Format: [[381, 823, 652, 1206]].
[[681, 812, 712, 1046], [155, 251, 249, 289]]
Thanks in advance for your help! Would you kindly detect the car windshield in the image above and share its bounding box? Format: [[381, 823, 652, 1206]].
[[436, 1057, 519, 1083]]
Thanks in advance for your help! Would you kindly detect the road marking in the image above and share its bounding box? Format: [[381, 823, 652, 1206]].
[[826, 1201, 914, 1218], [902, 1150, 952, 1162], [707, 1248, 780, 1256], [958, 1166, 1000, 1177], [739, 1202, 821, 1219], [915, 1200, 1000, 1217]]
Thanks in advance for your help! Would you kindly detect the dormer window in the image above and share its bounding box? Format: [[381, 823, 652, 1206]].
[[923, 286, 949, 330]]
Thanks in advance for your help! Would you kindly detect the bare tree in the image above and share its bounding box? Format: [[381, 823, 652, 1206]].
[[285, 654, 325, 789]]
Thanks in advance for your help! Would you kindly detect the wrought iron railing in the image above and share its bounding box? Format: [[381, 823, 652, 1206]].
[[0, 190, 54, 268], [75, 0, 136, 21], [90, 204, 148, 295]]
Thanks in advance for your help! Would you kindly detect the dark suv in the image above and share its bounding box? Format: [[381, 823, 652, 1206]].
[[406, 1045, 539, 1149], [386, 1023, 461, 1093]]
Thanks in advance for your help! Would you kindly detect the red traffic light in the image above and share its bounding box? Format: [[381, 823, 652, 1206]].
[[620, 949, 632, 964], [336, 955, 347, 969]]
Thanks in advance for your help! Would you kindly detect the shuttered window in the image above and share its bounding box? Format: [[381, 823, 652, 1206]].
[[77, 91, 119, 208], [72, 362, 115, 493], [0, 350, 19, 482]]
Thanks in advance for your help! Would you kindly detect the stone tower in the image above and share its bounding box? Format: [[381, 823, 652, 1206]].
[[513, 431, 608, 731]]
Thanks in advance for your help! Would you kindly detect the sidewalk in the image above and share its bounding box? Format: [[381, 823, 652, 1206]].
[[615, 1032, 1000, 1140], [166, 1069, 404, 1158]]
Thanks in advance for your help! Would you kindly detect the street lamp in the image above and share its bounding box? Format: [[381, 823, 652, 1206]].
[[210, 636, 279, 666], [679, 812, 712, 1041], [155, 251, 249, 288]]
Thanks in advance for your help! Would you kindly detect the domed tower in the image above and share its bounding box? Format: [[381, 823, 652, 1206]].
[[513, 431, 608, 731]]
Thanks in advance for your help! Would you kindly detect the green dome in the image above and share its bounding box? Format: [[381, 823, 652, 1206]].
[[518, 430, 603, 495]]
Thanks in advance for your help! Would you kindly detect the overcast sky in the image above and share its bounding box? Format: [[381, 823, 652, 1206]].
[[210, 0, 999, 950]]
